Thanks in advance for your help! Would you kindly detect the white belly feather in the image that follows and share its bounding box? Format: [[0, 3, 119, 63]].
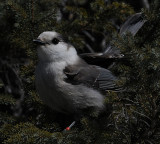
[[35, 61, 104, 114]]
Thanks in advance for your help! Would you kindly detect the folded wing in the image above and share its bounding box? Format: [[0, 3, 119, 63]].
[[64, 64, 120, 92]]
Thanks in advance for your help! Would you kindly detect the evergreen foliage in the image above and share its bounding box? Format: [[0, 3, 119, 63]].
[[0, 0, 160, 143]]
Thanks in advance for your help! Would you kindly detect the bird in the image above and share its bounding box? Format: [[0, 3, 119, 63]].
[[33, 31, 120, 116], [33, 13, 146, 117]]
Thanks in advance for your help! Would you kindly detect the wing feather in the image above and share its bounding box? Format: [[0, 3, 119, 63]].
[[64, 64, 120, 92]]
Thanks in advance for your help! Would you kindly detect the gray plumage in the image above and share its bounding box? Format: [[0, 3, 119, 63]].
[[120, 13, 147, 36], [34, 31, 118, 115], [34, 13, 146, 115], [64, 64, 119, 91], [80, 13, 146, 69]]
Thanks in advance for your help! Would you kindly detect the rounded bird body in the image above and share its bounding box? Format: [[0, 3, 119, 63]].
[[34, 31, 117, 115], [35, 58, 104, 114]]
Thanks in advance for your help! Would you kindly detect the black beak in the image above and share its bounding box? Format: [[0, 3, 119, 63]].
[[33, 39, 46, 45]]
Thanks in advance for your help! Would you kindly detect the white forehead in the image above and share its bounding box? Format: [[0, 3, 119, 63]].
[[38, 31, 59, 40]]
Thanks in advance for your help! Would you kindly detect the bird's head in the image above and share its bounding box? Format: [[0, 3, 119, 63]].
[[33, 31, 78, 63]]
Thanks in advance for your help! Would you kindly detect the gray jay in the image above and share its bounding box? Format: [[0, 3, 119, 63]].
[[34, 13, 146, 115], [34, 31, 120, 115]]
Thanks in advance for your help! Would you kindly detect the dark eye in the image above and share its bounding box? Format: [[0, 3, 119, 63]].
[[52, 38, 59, 45]]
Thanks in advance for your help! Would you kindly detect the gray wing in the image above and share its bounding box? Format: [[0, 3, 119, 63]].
[[80, 13, 146, 68], [120, 13, 147, 36], [79, 46, 124, 69], [64, 64, 120, 92]]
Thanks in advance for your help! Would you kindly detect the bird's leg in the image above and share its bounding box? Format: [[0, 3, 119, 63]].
[[62, 111, 82, 132], [63, 121, 76, 132]]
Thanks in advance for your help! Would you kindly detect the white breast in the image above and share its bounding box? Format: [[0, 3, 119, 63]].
[[35, 60, 105, 114]]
